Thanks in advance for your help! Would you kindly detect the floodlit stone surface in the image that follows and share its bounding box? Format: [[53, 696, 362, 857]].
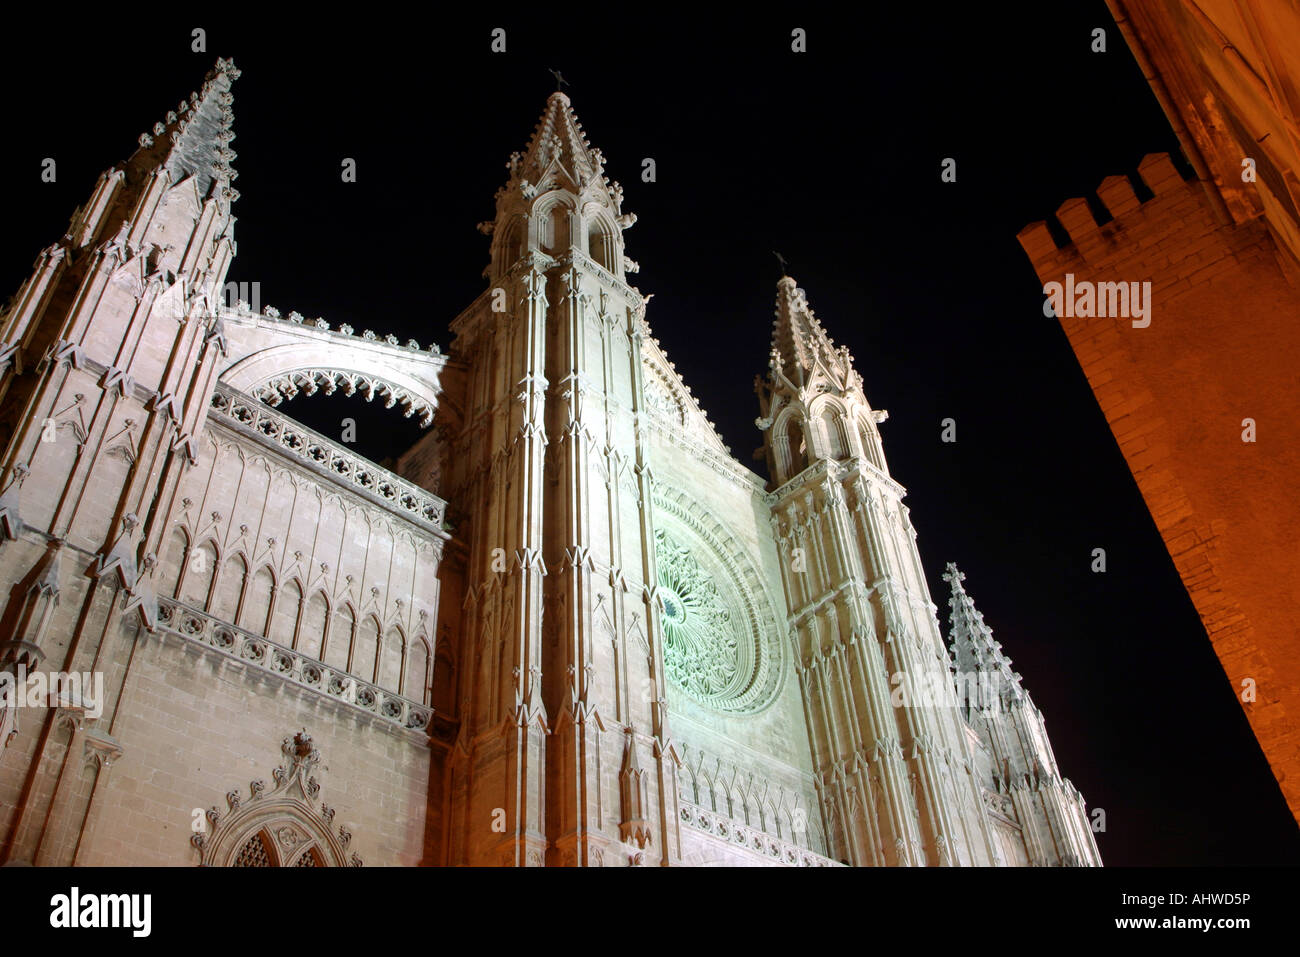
[[0, 66, 1097, 867]]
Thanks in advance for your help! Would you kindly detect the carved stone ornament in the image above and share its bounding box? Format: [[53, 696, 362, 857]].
[[191, 730, 362, 867]]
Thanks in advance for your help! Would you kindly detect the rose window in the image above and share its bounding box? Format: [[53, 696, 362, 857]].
[[654, 528, 742, 701]]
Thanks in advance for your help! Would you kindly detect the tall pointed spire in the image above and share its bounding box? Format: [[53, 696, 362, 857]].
[[484, 90, 634, 281], [515, 91, 601, 189], [943, 563, 1025, 710], [130, 57, 241, 202], [768, 276, 856, 393]]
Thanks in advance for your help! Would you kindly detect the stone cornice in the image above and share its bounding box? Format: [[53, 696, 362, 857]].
[[210, 385, 449, 543], [678, 800, 842, 867], [154, 597, 433, 740]]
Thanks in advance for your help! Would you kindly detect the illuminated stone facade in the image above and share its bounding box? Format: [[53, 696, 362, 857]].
[[0, 60, 1098, 866]]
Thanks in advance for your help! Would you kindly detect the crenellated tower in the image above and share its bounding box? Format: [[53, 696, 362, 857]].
[[757, 276, 1000, 865], [943, 563, 1101, 866]]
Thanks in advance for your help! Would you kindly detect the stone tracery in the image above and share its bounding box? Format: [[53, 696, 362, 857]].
[[655, 527, 740, 699], [651, 494, 785, 715]]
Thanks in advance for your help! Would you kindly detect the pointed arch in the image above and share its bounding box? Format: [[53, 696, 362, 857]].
[[159, 526, 189, 598], [857, 415, 885, 470], [269, 578, 302, 647], [353, 615, 381, 684], [498, 217, 524, 270], [298, 590, 329, 661], [232, 830, 275, 867], [404, 632, 431, 703], [378, 624, 405, 691], [819, 406, 849, 460], [700, 769, 717, 813], [324, 602, 355, 674], [179, 540, 219, 609], [682, 762, 700, 806], [735, 788, 752, 827], [197, 736, 357, 867], [537, 197, 573, 254], [765, 799, 781, 837], [717, 778, 735, 818], [291, 846, 324, 867], [240, 566, 275, 636], [776, 413, 809, 484], [210, 553, 248, 624], [586, 213, 617, 271]]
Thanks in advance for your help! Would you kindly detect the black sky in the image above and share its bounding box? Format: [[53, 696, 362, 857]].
[[3, 3, 1297, 865]]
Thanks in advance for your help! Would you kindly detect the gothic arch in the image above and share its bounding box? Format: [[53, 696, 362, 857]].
[[270, 577, 303, 647], [178, 539, 219, 609], [773, 410, 809, 484], [431, 640, 455, 714], [404, 632, 431, 703], [240, 565, 276, 636], [681, 761, 700, 806], [856, 414, 885, 470], [216, 314, 445, 428], [497, 216, 524, 271], [298, 590, 329, 661], [805, 396, 850, 459], [354, 614, 382, 683], [586, 212, 618, 271], [534, 195, 573, 254], [210, 553, 249, 624], [193, 732, 361, 867], [323, 603, 357, 673], [818, 407, 850, 461], [700, 769, 718, 812], [378, 624, 405, 692], [159, 526, 189, 598]]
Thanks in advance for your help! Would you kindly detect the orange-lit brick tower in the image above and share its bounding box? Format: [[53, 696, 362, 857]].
[[1019, 0, 1300, 824]]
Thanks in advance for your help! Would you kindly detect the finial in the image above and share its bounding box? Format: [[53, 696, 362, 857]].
[[773, 250, 789, 276], [943, 562, 966, 585], [548, 68, 570, 93]]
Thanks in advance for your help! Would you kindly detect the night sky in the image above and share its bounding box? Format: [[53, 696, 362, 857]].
[[4, 3, 1296, 866]]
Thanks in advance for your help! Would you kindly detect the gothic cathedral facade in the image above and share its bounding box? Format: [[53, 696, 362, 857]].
[[0, 60, 1100, 867]]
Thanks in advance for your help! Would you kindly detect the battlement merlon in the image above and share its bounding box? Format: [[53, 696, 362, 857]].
[[1016, 152, 1189, 276]]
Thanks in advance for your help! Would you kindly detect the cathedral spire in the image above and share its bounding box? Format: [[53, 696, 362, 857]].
[[768, 276, 856, 393], [516, 90, 600, 185], [943, 563, 1025, 710], [130, 57, 241, 202], [756, 275, 887, 486], [484, 91, 633, 280]]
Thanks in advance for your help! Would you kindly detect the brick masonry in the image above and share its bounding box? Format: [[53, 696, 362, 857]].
[[1019, 152, 1300, 821]]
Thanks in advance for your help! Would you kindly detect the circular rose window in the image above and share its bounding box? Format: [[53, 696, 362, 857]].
[[652, 524, 781, 713]]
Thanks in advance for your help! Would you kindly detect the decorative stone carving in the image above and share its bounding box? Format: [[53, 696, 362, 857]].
[[153, 597, 432, 735], [210, 387, 445, 523], [654, 527, 740, 701], [619, 729, 652, 849], [191, 731, 362, 867]]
